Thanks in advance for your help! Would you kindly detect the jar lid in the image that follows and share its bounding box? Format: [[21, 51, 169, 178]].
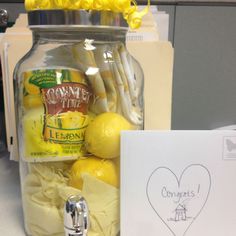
[[28, 10, 128, 29]]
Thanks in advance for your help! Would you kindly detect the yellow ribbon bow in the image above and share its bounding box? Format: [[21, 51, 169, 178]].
[[25, 0, 150, 29]]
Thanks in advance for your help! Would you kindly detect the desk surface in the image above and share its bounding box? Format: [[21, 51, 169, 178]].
[[0, 155, 25, 235]]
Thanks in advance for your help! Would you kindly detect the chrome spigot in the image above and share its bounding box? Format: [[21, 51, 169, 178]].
[[0, 9, 8, 27], [64, 195, 89, 236]]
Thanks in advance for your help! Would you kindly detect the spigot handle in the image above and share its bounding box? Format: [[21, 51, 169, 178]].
[[0, 9, 8, 27], [64, 195, 89, 236]]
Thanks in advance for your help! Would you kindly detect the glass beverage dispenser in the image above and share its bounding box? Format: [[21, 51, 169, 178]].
[[15, 3, 146, 236]]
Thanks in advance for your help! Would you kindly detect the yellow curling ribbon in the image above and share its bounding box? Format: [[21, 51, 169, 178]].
[[80, 0, 94, 10], [126, 7, 149, 29], [40, 0, 53, 8], [54, 0, 71, 9], [93, 0, 106, 11], [111, 0, 131, 12], [24, 0, 150, 29], [25, 0, 36, 11], [53, 0, 66, 8], [72, 0, 82, 9]]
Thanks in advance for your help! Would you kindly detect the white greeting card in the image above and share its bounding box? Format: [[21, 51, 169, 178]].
[[121, 131, 236, 236]]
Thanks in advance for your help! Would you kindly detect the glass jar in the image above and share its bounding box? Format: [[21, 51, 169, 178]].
[[15, 10, 144, 236]]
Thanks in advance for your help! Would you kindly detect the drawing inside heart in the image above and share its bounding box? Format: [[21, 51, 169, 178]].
[[146, 164, 211, 236]]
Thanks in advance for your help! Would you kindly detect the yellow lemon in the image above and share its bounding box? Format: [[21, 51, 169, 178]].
[[85, 112, 133, 159], [23, 95, 43, 109], [24, 73, 40, 95], [23, 107, 63, 157], [46, 111, 94, 129], [59, 111, 90, 129], [69, 156, 119, 189]]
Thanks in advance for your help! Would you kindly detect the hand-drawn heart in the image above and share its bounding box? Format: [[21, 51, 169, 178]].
[[146, 164, 211, 236]]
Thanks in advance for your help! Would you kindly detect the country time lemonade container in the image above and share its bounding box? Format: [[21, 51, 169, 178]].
[[15, 1, 148, 235]]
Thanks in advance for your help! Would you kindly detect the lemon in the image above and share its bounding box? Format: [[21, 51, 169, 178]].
[[85, 112, 133, 159], [45, 111, 95, 130], [69, 156, 119, 189], [24, 72, 40, 95], [23, 107, 63, 157], [59, 111, 90, 129], [23, 95, 43, 109], [25, 82, 40, 95]]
